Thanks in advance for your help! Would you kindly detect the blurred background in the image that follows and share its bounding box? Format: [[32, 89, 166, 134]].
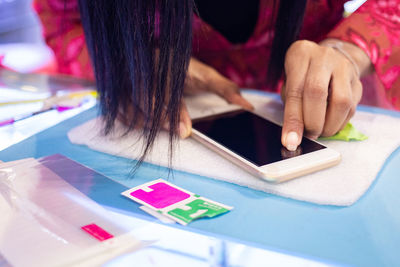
[[0, 0, 41, 44], [0, 0, 367, 73], [0, 0, 53, 73]]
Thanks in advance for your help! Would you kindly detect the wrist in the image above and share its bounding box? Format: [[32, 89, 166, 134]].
[[320, 38, 373, 77]]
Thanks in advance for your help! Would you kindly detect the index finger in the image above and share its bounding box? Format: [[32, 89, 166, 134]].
[[281, 59, 309, 151], [209, 77, 254, 110]]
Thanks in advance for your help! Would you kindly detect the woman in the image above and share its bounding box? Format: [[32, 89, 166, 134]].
[[34, 0, 400, 160]]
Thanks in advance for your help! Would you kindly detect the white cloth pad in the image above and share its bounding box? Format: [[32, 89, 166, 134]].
[[68, 92, 400, 206]]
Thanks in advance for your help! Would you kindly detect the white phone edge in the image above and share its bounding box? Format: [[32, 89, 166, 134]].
[[191, 127, 341, 183]]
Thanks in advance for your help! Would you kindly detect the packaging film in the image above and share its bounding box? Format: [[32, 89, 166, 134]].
[[0, 154, 143, 267]]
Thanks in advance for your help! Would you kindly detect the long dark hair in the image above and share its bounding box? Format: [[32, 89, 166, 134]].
[[78, 0, 193, 166], [267, 0, 307, 88], [77, 0, 307, 165]]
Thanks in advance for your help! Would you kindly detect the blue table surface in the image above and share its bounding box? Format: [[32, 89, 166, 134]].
[[1, 92, 400, 267]]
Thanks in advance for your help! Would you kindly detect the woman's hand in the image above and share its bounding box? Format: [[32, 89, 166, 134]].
[[176, 57, 254, 138], [281, 39, 372, 151], [119, 57, 252, 139]]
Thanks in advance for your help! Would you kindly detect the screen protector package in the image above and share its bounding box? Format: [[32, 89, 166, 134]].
[[122, 179, 233, 225], [0, 154, 143, 267]]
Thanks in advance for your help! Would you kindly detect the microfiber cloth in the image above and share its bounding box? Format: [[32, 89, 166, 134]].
[[320, 122, 368, 141], [68, 92, 400, 206]]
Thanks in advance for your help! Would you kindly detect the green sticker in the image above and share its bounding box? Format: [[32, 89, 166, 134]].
[[319, 122, 368, 142], [167, 199, 230, 224]]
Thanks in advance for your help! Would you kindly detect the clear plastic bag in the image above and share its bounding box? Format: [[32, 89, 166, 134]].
[[0, 154, 142, 267]]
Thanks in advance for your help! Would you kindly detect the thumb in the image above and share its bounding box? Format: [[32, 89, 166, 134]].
[[178, 101, 192, 139]]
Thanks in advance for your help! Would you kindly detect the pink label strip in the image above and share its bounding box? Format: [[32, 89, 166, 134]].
[[81, 223, 114, 241]]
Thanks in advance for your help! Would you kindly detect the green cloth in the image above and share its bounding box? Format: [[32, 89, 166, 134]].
[[319, 122, 368, 141]]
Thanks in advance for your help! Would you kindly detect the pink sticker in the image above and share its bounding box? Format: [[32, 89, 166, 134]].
[[130, 182, 190, 209], [81, 223, 114, 241]]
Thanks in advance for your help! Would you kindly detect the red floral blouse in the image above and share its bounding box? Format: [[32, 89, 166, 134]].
[[33, 0, 400, 109]]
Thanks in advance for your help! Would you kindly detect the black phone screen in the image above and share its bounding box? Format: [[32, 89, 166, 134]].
[[192, 110, 326, 166]]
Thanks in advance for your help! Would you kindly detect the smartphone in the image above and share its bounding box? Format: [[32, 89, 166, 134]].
[[191, 109, 341, 183]]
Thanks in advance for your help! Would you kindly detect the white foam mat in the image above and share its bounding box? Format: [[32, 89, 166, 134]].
[[68, 92, 400, 206]]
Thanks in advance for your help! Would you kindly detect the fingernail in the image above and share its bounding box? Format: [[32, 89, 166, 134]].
[[179, 122, 188, 138], [246, 102, 254, 110], [285, 131, 299, 151]]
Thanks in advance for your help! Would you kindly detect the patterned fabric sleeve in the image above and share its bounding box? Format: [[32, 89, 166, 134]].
[[33, 0, 94, 80], [326, 0, 400, 109]]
